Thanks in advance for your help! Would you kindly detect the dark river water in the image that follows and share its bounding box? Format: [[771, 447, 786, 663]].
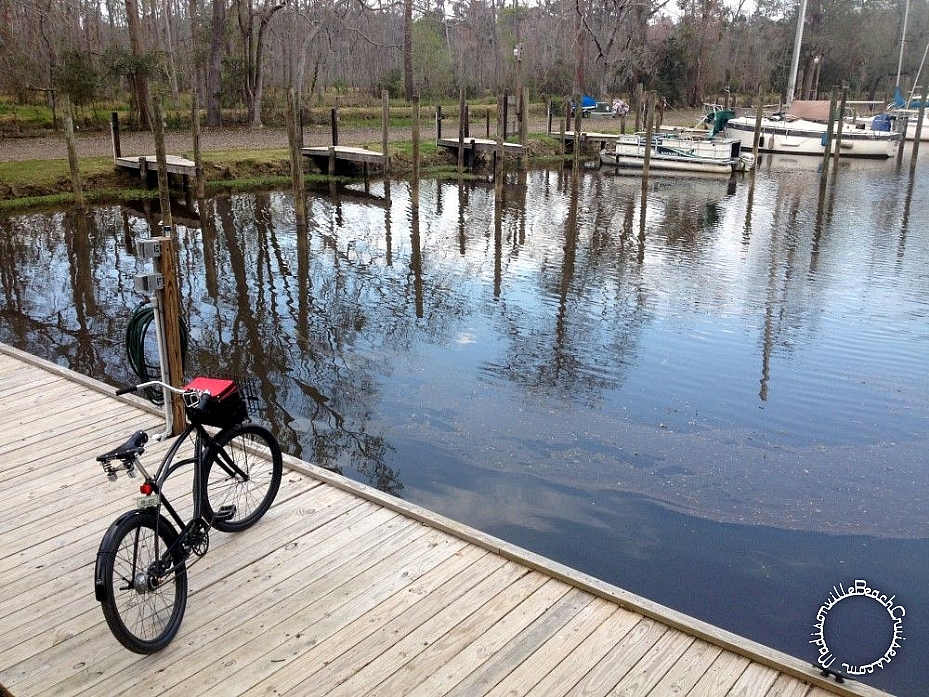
[[2, 155, 927, 694]]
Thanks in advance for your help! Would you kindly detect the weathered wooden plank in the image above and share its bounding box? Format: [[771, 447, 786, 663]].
[[522, 609, 643, 696], [401, 579, 573, 696], [15, 502, 400, 696], [254, 546, 499, 696], [327, 557, 545, 697], [641, 638, 724, 695], [687, 652, 753, 696], [181, 527, 457, 697], [564, 618, 668, 696], [442, 587, 595, 697], [605, 628, 695, 696], [766, 674, 817, 697], [483, 598, 619, 697], [726, 662, 780, 696], [359, 566, 547, 697]]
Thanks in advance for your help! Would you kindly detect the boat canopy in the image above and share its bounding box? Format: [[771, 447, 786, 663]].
[[706, 109, 736, 137]]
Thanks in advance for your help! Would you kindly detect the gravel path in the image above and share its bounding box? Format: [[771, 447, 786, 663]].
[[0, 125, 405, 162]]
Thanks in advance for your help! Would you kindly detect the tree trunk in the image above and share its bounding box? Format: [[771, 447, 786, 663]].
[[125, 0, 150, 129], [206, 0, 225, 126]]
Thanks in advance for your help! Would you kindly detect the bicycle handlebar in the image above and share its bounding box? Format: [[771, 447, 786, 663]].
[[115, 380, 187, 397]]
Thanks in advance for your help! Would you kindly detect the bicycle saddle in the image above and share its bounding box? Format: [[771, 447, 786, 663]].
[[96, 430, 149, 462]]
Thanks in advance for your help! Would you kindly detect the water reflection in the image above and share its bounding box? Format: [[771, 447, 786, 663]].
[[2, 159, 928, 694]]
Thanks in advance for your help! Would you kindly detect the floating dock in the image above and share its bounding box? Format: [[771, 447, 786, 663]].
[[0, 343, 891, 696]]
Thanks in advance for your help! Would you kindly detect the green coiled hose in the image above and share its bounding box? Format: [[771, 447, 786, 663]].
[[125, 301, 189, 405]]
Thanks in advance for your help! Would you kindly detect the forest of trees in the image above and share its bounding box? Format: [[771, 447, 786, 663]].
[[1, 0, 928, 130]]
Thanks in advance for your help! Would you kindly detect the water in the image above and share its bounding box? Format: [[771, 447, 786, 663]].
[[1, 156, 927, 694]]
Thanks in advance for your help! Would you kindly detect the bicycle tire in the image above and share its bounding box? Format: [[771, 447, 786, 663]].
[[203, 423, 282, 532], [97, 510, 188, 653]]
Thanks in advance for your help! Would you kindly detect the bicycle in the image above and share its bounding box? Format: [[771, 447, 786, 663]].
[[93, 376, 283, 653]]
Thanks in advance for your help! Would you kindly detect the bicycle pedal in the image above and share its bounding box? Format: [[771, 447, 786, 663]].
[[214, 505, 237, 522]]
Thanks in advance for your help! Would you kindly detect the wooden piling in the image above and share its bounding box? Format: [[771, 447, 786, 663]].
[[110, 111, 121, 160], [382, 89, 390, 174], [62, 95, 85, 209], [560, 97, 569, 159], [412, 95, 421, 205], [149, 93, 173, 229], [435, 104, 443, 141], [821, 87, 838, 181], [331, 107, 339, 147], [751, 86, 763, 163], [495, 94, 505, 183], [191, 81, 206, 201], [641, 91, 656, 184], [458, 89, 466, 175], [832, 87, 847, 165], [897, 114, 909, 166], [286, 88, 307, 228], [153, 233, 186, 434], [547, 100, 553, 135], [634, 83, 644, 132], [573, 93, 582, 172], [909, 84, 928, 172]]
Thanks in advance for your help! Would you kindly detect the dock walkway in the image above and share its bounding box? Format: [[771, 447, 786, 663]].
[[0, 344, 890, 696]]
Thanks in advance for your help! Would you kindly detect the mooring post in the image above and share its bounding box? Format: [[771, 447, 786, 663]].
[[832, 87, 848, 165], [436, 104, 443, 141], [287, 88, 307, 228], [547, 100, 553, 136], [191, 82, 206, 201], [752, 86, 763, 164], [110, 111, 121, 160], [458, 89, 465, 175], [152, 233, 186, 435], [381, 89, 390, 174], [910, 84, 928, 172], [495, 94, 504, 183], [821, 87, 838, 181], [331, 107, 339, 147], [150, 93, 173, 229], [62, 95, 85, 209], [642, 91, 656, 185], [412, 94, 421, 206], [573, 93, 582, 172]]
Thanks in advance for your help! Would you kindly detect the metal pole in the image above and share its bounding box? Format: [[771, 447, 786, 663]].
[[785, 0, 809, 108]]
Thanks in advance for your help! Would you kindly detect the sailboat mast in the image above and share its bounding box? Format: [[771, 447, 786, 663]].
[[785, 0, 808, 108], [896, 0, 910, 88]]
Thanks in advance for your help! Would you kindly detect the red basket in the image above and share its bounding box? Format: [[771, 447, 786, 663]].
[[183, 377, 248, 428]]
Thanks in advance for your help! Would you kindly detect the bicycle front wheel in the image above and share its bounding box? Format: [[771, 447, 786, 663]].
[[203, 423, 282, 532], [97, 510, 188, 653]]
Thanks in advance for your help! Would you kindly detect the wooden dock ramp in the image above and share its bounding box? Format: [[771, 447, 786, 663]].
[[114, 154, 196, 188], [0, 343, 892, 697]]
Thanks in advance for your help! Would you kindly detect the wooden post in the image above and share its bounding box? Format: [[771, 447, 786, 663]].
[[138, 156, 148, 187], [752, 85, 764, 163], [832, 87, 847, 165], [821, 86, 838, 181], [561, 97, 569, 158], [286, 88, 307, 228], [150, 93, 173, 229], [191, 81, 206, 201], [547, 100, 553, 135], [328, 146, 336, 176], [573, 93, 582, 172], [520, 86, 529, 170], [381, 89, 390, 174], [153, 234, 186, 435], [495, 94, 504, 183], [62, 95, 85, 209], [897, 114, 909, 166], [642, 91, 656, 184], [411, 94, 420, 205], [909, 84, 928, 172], [331, 107, 339, 146], [486, 107, 491, 138], [502, 90, 509, 140], [457, 90, 465, 175], [464, 104, 470, 137], [110, 111, 121, 160], [634, 83, 644, 132], [435, 104, 443, 141]]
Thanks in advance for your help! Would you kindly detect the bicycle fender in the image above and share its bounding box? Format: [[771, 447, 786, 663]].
[[94, 510, 179, 603]]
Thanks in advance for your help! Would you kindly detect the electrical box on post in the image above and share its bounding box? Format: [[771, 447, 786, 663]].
[[134, 272, 164, 295], [135, 238, 163, 259]]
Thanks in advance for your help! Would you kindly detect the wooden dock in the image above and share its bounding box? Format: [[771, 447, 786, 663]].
[[551, 130, 625, 147], [0, 343, 892, 697], [114, 154, 196, 188], [436, 137, 525, 155], [302, 146, 387, 166]]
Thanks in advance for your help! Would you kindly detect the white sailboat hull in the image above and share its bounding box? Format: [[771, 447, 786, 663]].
[[725, 116, 900, 158]]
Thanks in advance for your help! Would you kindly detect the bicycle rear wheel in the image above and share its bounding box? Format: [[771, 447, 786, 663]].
[[97, 510, 188, 653], [203, 423, 282, 532]]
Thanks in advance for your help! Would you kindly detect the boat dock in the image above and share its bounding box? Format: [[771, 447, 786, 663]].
[[436, 137, 525, 155], [0, 343, 891, 697], [114, 154, 197, 188], [551, 130, 625, 147], [302, 145, 387, 169]]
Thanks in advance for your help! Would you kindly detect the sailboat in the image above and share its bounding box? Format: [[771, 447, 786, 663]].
[[887, 0, 929, 141], [723, 0, 901, 158]]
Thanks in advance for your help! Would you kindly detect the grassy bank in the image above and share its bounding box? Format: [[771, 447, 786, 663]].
[[0, 135, 572, 213]]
